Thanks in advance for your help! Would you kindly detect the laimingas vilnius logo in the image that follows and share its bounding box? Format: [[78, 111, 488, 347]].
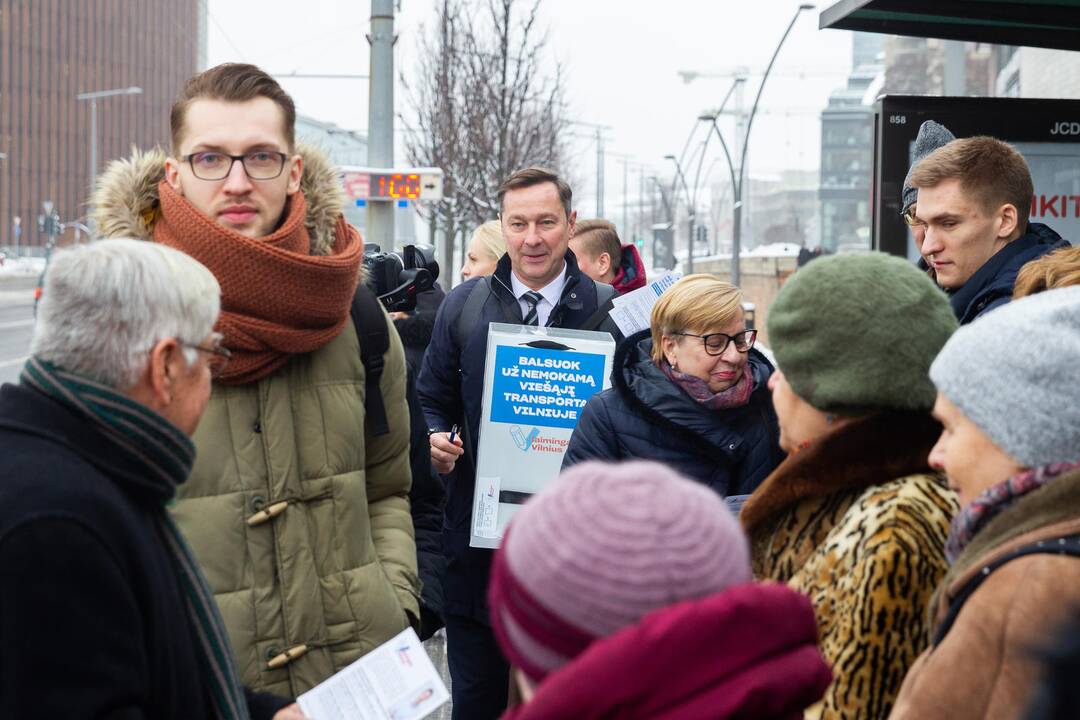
[[510, 425, 540, 452]]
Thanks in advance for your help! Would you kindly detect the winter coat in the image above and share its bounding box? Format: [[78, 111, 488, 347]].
[[0, 383, 290, 720], [396, 309, 448, 639], [90, 146, 419, 697], [501, 583, 832, 720], [890, 467, 1080, 720], [563, 330, 783, 498], [417, 251, 621, 622], [741, 412, 959, 720], [612, 243, 647, 294], [946, 222, 1070, 324]]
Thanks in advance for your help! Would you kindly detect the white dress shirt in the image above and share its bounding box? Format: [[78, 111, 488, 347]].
[[510, 263, 567, 328]]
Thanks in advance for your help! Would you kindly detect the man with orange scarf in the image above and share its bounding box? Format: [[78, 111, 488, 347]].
[[90, 64, 419, 698]]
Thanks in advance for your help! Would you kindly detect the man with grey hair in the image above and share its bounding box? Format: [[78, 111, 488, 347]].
[[0, 239, 301, 719]]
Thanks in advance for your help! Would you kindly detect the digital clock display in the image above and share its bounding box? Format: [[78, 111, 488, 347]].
[[373, 173, 422, 200], [341, 166, 444, 203]]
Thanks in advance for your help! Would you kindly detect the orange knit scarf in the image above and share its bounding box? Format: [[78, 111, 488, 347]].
[[153, 181, 363, 385]]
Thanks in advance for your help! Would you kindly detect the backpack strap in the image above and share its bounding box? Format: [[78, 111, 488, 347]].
[[580, 281, 618, 332], [351, 284, 391, 436], [933, 533, 1080, 647], [454, 276, 492, 352]]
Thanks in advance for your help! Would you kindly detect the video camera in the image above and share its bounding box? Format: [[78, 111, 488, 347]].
[[362, 243, 440, 312]]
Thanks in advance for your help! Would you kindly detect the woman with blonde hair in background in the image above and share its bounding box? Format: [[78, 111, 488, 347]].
[[460, 220, 505, 282]]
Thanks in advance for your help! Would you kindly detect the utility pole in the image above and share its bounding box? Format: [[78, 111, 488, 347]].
[[622, 159, 628, 237], [568, 121, 611, 218], [366, 0, 395, 249], [595, 127, 604, 217]]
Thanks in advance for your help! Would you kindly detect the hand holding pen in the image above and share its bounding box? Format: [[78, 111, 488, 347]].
[[430, 424, 464, 475]]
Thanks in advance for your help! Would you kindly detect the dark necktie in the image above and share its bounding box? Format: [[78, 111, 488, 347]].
[[522, 291, 544, 326]]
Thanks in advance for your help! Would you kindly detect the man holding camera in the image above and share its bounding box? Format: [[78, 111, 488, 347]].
[[418, 167, 621, 719], [91, 63, 419, 697]]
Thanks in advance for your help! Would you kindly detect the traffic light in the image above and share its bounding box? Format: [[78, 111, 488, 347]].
[[37, 204, 61, 241]]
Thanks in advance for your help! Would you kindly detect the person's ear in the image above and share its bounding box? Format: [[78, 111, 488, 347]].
[[566, 210, 577, 238], [147, 337, 183, 407], [598, 252, 612, 276], [286, 153, 303, 195], [661, 334, 679, 367], [164, 156, 183, 193], [997, 203, 1019, 240]]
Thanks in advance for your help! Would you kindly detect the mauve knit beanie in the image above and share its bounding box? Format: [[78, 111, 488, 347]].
[[488, 460, 751, 683], [930, 285, 1080, 468]]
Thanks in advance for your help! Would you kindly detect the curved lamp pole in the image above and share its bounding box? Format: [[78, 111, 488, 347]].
[[725, 3, 814, 286], [664, 153, 697, 273], [667, 76, 743, 274]]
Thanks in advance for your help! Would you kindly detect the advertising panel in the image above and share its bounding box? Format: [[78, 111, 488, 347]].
[[874, 95, 1080, 259]]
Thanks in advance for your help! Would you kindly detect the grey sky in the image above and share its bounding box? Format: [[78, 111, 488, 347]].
[[207, 0, 856, 211]]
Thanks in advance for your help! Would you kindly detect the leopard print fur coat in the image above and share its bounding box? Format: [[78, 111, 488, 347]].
[[741, 412, 958, 720]]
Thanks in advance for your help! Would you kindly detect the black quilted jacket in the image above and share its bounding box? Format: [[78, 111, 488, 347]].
[[563, 330, 784, 498]]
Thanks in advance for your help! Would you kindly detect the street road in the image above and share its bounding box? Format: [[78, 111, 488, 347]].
[[0, 277, 37, 385]]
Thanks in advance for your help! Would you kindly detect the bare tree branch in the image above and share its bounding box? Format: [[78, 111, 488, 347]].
[[405, 0, 571, 284]]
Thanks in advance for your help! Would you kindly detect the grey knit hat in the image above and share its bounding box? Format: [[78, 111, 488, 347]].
[[768, 252, 957, 414], [902, 120, 956, 212], [930, 285, 1080, 468]]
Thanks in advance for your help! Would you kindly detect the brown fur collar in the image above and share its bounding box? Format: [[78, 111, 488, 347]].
[[740, 411, 943, 532], [89, 142, 347, 256]]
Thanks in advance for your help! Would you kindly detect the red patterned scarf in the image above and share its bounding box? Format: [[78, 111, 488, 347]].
[[659, 359, 755, 410]]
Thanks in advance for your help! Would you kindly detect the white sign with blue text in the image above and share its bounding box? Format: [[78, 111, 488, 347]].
[[470, 323, 616, 548]]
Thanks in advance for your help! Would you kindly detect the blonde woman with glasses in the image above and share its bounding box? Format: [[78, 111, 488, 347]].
[[563, 274, 783, 508]]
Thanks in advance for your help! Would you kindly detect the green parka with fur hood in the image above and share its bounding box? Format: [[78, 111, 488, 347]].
[[90, 145, 420, 697]]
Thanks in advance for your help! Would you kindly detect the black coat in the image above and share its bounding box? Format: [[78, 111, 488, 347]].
[[405, 366, 447, 640], [0, 383, 288, 720], [397, 308, 448, 639], [417, 251, 621, 621], [947, 222, 1070, 324], [563, 331, 784, 499]]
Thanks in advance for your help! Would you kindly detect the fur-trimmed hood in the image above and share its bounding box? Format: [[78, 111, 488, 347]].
[[90, 143, 348, 256], [740, 410, 943, 532]]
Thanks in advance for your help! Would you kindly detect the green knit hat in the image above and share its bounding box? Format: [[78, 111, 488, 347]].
[[767, 252, 957, 415]]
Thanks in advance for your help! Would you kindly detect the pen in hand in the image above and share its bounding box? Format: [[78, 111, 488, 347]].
[[448, 424, 460, 444]]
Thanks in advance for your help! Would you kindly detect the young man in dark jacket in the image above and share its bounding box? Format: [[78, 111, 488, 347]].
[[907, 135, 1070, 324], [418, 167, 620, 720], [569, 218, 647, 294]]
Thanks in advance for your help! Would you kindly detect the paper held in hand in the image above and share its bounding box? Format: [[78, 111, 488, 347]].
[[297, 628, 449, 720], [470, 323, 616, 549], [607, 271, 681, 336]]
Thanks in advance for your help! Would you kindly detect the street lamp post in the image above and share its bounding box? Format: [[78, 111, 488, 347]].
[[667, 74, 745, 277], [678, 4, 813, 285], [731, 4, 813, 285], [664, 154, 697, 273], [76, 86, 143, 229]]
